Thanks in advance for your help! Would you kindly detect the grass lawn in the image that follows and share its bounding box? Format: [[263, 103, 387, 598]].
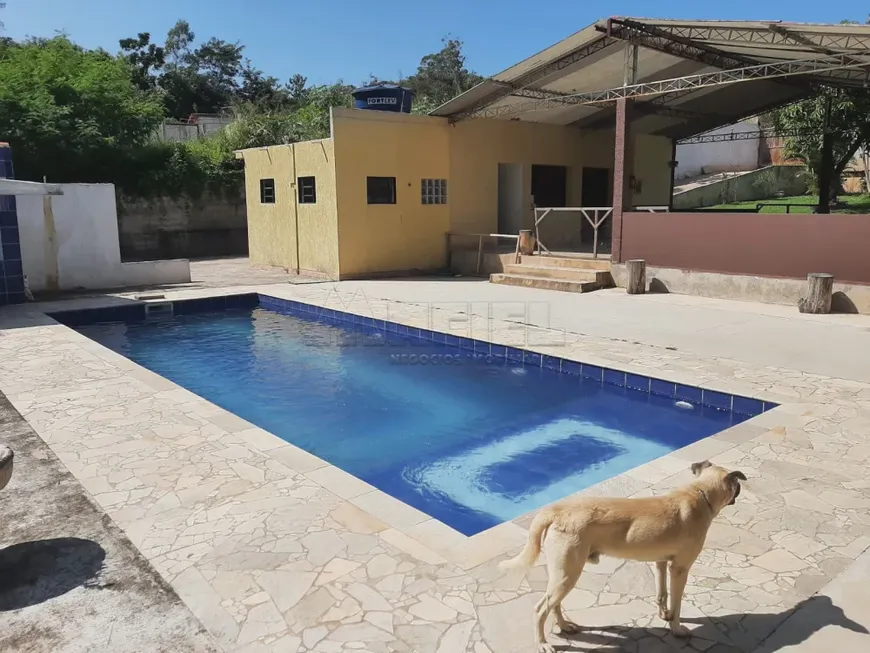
[[709, 195, 870, 214]]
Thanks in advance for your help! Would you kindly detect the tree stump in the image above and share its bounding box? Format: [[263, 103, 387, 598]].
[[519, 230, 535, 255], [626, 259, 646, 295], [798, 273, 834, 314]]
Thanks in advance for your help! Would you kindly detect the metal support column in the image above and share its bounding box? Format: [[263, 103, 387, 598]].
[[624, 41, 639, 86], [612, 98, 634, 263], [612, 43, 638, 263]]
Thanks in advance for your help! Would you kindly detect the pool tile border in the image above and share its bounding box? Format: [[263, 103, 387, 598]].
[[31, 285, 806, 572], [50, 291, 776, 418], [253, 293, 775, 417]]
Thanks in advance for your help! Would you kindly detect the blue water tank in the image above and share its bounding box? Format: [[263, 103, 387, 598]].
[[351, 84, 414, 113]]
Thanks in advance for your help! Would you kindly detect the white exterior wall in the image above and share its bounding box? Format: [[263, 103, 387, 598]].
[[17, 184, 190, 292], [675, 122, 761, 180]]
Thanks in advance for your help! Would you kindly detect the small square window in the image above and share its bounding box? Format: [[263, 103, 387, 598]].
[[298, 176, 316, 204], [421, 178, 447, 205], [260, 179, 276, 204], [367, 177, 396, 204]]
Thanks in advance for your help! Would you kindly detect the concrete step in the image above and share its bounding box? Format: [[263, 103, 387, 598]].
[[489, 273, 601, 293], [502, 264, 610, 284], [519, 255, 611, 271]]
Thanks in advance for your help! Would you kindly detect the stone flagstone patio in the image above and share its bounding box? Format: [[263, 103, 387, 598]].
[[1, 279, 869, 652]]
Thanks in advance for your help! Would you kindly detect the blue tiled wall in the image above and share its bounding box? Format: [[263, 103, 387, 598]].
[[0, 144, 24, 305]]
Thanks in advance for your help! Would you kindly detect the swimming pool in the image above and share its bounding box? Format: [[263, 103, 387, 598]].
[[65, 295, 762, 535]]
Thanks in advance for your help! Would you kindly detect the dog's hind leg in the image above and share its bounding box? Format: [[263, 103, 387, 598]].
[[534, 533, 588, 652], [666, 562, 692, 637], [655, 561, 669, 621]]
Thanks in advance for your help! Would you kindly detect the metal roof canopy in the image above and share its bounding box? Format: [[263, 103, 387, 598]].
[[432, 17, 870, 141]]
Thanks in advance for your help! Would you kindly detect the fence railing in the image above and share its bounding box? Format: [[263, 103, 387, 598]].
[[634, 205, 670, 213], [446, 232, 521, 275], [533, 206, 613, 259]]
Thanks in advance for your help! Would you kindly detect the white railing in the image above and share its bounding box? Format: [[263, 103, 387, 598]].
[[533, 206, 613, 259], [634, 205, 670, 213]]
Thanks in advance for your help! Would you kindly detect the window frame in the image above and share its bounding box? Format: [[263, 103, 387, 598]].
[[298, 176, 317, 204], [366, 176, 397, 205], [421, 178, 448, 205], [259, 178, 276, 204]]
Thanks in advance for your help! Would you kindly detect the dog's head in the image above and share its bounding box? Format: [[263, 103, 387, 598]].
[[691, 460, 746, 507]]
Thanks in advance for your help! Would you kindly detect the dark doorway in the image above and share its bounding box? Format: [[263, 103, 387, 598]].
[[531, 165, 567, 209], [581, 167, 612, 249]]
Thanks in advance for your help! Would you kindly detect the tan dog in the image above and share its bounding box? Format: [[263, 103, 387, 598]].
[[500, 460, 746, 652]]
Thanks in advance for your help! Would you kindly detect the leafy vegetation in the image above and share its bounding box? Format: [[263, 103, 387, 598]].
[[771, 89, 870, 195], [769, 17, 870, 196], [0, 20, 483, 199]]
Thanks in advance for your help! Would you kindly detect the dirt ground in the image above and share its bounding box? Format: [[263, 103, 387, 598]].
[[0, 393, 219, 653]]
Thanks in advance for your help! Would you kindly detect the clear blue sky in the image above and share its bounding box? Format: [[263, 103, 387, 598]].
[[3, 1, 867, 85]]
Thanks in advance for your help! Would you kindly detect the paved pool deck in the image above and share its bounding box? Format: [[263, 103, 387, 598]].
[[1, 276, 870, 653]]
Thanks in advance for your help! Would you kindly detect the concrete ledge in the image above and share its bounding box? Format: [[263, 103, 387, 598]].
[[122, 259, 192, 287], [612, 264, 870, 314]]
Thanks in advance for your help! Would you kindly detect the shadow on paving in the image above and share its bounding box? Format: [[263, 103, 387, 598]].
[[0, 537, 105, 611], [0, 391, 218, 653], [554, 595, 867, 652]]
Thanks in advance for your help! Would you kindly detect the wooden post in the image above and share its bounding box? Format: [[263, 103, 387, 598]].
[[626, 259, 646, 294], [798, 273, 834, 314], [519, 229, 534, 255], [476, 235, 484, 276]]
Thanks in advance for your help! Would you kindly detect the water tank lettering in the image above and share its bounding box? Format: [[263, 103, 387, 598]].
[[352, 84, 414, 113]]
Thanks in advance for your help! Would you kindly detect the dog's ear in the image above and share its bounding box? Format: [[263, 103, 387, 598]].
[[691, 460, 712, 476], [727, 471, 747, 482]]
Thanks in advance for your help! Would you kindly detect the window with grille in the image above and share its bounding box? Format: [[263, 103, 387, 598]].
[[421, 178, 447, 205], [259, 178, 276, 204], [298, 176, 316, 204], [367, 176, 396, 204]]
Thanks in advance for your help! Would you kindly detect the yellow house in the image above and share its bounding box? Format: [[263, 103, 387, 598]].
[[237, 106, 672, 280]]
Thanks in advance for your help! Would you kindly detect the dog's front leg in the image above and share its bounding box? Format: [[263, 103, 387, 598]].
[[666, 563, 691, 637], [655, 561, 668, 620]]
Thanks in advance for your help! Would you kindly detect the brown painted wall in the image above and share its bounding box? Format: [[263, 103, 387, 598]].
[[621, 212, 870, 283]]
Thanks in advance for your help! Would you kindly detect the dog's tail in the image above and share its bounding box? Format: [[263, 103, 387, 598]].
[[499, 509, 554, 572]]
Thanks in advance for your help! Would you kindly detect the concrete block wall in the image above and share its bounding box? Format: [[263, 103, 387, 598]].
[[118, 192, 248, 262], [0, 144, 24, 305]]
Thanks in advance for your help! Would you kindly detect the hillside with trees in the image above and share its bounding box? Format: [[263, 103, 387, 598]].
[[0, 19, 483, 200]]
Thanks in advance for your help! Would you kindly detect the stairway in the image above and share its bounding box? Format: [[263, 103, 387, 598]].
[[490, 255, 613, 293]]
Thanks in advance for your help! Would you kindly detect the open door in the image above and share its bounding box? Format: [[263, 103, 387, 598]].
[[531, 165, 567, 208], [498, 163, 524, 235], [580, 167, 612, 247]]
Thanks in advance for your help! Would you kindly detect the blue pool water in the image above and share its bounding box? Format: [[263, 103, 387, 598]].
[[74, 303, 750, 535]]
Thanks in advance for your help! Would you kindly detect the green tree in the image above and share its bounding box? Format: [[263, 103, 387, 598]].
[[770, 16, 870, 199], [237, 61, 292, 110], [771, 89, 870, 195], [0, 35, 164, 182], [405, 37, 483, 109], [119, 32, 165, 91], [158, 20, 246, 117]]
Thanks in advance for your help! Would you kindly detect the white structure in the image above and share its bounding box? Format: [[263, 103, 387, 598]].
[[156, 114, 235, 143], [675, 121, 762, 180], [16, 184, 190, 292], [0, 178, 63, 196]]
